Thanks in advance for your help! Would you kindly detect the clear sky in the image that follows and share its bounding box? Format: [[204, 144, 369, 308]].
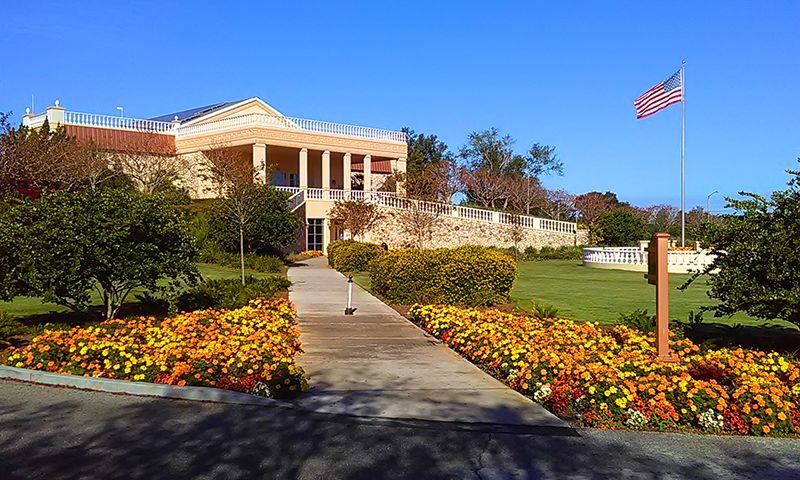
[[2, 1, 798, 210]]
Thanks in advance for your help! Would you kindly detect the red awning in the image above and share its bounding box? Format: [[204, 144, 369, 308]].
[[351, 159, 393, 174]]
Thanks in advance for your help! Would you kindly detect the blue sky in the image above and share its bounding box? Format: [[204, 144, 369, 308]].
[[1, 1, 798, 210]]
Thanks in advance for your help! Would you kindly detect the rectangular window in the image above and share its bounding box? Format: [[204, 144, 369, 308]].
[[307, 219, 324, 251], [289, 173, 299, 187], [270, 172, 286, 187]]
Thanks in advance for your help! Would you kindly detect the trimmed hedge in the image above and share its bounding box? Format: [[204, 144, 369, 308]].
[[176, 276, 291, 312], [524, 245, 585, 261], [327, 240, 386, 273], [369, 246, 517, 306], [197, 250, 284, 273]]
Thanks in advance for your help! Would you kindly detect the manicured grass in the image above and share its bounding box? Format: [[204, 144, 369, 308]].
[[511, 260, 793, 328], [0, 263, 280, 319]]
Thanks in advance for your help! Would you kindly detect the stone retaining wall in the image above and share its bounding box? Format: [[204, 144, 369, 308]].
[[363, 209, 588, 250]]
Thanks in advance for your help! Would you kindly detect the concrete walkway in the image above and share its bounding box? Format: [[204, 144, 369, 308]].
[[288, 256, 568, 430]]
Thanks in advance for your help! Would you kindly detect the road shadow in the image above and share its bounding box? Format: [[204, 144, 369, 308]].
[[1, 382, 799, 479]]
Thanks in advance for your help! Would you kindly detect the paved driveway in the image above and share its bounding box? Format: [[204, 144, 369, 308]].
[[288, 257, 564, 428], [1, 380, 799, 480]]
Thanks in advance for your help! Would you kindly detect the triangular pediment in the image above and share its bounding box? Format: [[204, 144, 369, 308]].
[[183, 97, 285, 126]]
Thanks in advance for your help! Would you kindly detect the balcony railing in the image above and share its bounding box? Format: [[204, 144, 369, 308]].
[[64, 111, 176, 134], [53, 110, 406, 143], [276, 186, 577, 234], [175, 112, 406, 143], [582, 247, 717, 273]]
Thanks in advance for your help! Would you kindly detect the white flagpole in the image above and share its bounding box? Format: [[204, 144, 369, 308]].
[[680, 60, 686, 247]]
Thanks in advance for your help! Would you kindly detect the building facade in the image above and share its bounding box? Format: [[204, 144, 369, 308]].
[[22, 97, 583, 252], [23, 97, 407, 252]]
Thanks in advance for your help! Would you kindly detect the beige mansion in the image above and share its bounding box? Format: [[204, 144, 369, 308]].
[[23, 97, 582, 251]]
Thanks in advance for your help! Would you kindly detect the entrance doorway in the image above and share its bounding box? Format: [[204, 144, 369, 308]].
[[307, 219, 324, 251]]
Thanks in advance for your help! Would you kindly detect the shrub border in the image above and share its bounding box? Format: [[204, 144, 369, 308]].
[[0, 365, 290, 408]]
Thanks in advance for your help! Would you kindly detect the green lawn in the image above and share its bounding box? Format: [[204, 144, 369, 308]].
[[354, 260, 794, 330], [511, 260, 793, 328], [0, 263, 278, 319]]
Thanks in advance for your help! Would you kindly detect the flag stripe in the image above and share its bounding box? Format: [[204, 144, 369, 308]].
[[637, 89, 682, 116], [637, 95, 682, 119], [634, 84, 664, 106], [634, 69, 682, 119]]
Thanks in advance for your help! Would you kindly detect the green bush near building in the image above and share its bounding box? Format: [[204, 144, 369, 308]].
[[369, 246, 517, 306], [176, 276, 291, 312], [327, 240, 386, 273]]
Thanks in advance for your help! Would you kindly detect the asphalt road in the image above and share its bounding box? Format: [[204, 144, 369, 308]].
[[1, 380, 799, 479]]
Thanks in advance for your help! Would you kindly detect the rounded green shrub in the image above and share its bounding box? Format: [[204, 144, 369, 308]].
[[327, 240, 386, 273], [369, 246, 517, 306]]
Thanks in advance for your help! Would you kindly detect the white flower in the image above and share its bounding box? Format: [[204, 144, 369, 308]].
[[251, 381, 272, 397], [698, 409, 724, 432], [532, 382, 552, 403], [625, 408, 648, 429]]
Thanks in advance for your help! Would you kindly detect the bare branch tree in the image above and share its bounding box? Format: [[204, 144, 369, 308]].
[[397, 200, 443, 249], [109, 135, 185, 194], [329, 199, 384, 241], [506, 176, 547, 216], [202, 144, 274, 284], [541, 189, 576, 220]]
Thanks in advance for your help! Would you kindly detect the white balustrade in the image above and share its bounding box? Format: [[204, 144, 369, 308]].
[[582, 247, 716, 273], [175, 112, 406, 143], [63, 111, 175, 133], [53, 109, 406, 142], [22, 112, 47, 127], [282, 187, 577, 234]]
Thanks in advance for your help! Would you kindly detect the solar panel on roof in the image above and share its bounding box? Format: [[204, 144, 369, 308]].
[[148, 100, 242, 122]]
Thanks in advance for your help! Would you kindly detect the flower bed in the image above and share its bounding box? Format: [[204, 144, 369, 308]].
[[408, 305, 800, 436], [2, 298, 307, 399]]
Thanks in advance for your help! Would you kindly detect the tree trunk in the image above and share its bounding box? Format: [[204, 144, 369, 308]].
[[240, 225, 245, 285]]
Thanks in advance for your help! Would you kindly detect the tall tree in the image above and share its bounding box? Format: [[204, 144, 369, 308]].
[[459, 128, 526, 177], [403, 127, 452, 174], [202, 145, 283, 284], [573, 191, 615, 225], [0, 188, 199, 319], [0, 116, 117, 193], [681, 163, 800, 326]]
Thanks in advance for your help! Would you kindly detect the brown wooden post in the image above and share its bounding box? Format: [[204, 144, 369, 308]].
[[646, 233, 675, 362]]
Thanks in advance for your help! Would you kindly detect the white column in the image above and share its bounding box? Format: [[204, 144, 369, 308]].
[[253, 143, 267, 185], [321, 150, 331, 199], [323, 218, 330, 253], [299, 148, 308, 190], [343, 153, 352, 197], [363, 154, 372, 199]]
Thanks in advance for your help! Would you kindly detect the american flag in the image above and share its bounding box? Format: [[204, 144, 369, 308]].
[[634, 69, 683, 119]]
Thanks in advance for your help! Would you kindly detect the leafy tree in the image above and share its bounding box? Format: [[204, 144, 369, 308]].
[[594, 208, 647, 246], [459, 128, 527, 177], [202, 145, 295, 284], [329, 199, 384, 240], [573, 191, 615, 226], [0, 114, 118, 193], [682, 164, 800, 326], [210, 183, 299, 259], [0, 188, 199, 319], [403, 127, 452, 174]]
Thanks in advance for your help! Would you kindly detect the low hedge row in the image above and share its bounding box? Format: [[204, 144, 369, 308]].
[[369, 246, 517, 306], [327, 240, 386, 272], [176, 276, 291, 312], [197, 250, 285, 273]]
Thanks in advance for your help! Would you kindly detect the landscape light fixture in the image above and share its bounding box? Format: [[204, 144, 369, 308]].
[[344, 275, 357, 315], [116, 106, 124, 118]]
